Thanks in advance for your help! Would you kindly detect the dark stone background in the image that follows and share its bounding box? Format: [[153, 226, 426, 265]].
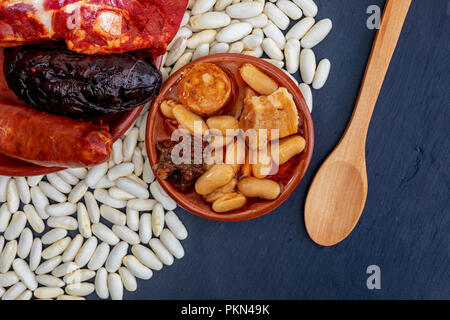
[[131, 0, 450, 299]]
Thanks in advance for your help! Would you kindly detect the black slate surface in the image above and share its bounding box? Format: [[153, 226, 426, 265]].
[[129, 0, 450, 300]]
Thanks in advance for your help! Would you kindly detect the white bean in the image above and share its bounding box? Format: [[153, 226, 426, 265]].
[[94, 189, 126, 209], [123, 255, 153, 280], [301, 18, 332, 49], [6, 179, 19, 213], [139, 213, 152, 244], [85, 162, 108, 188], [87, 242, 110, 271], [93, 175, 115, 189], [312, 59, 331, 90], [0, 177, 10, 202], [2, 282, 26, 300], [42, 237, 71, 260], [68, 181, 88, 203], [211, 42, 230, 54], [35, 256, 62, 275], [150, 181, 177, 211], [285, 17, 315, 40], [17, 289, 32, 300], [47, 216, 78, 231], [17, 228, 33, 259], [34, 287, 64, 299], [126, 209, 139, 232], [77, 203, 92, 238], [112, 225, 140, 245], [65, 282, 94, 297], [0, 271, 19, 287], [243, 13, 268, 28], [293, 0, 317, 17], [160, 229, 185, 259], [66, 168, 87, 179], [299, 83, 313, 112], [84, 191, 100, 224], [263, 21, 285, 49], [47, 173, 72, 194], [143, 157, 155, 183], [57, 170, 79, 185], [119, 266, 137, 292], [0, 240, 16, 272], [106, 241, 128, 272], [0, 203, 11, 232], [300, 48, 316, 84], [27, 175, 43, 187], [276, 0, 303, 20], [23, 204, 44, 233], [63, 269, 95, 284], [116, 177, 149, 199], [16, 177, 30, 204], [165, 211, 188, 240], [100, 205, 126, 226], [112, 139, 123, 165], [46, 202, 76, 217], [151, 203, 165, 237], [75, 236, 97, 268], [264, 2, 289, 30], [217, 23, 252, 43], [62, 234, 83, 263], [12, 259, 37, 290], [132, 149, 144, 177], [95, 267, 109, 299], [127, 199, 156, 211], [285, 39, 300, 74], [109, 187, 135, 201], [262, 38, 284, 60], [192, 0, 215, 15], [42, 228, 67, 245], [149, 238, 174, 266], [29, 238, 42, 271], [226, 1, 264, 19], [123, 128, 139, 162], [191, 12, 231, 29], [92, 223, 119, 246], [30, 186, 49, 219], [131, 244, 163, 271], [171, 52, 193, 75], [4, 211, 26, 240], [35, 275, 65, 288], [107, 272, 123, 300]]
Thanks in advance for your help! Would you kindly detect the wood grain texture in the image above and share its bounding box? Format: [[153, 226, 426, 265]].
[[305, 0, 412, 247], [90, 0, 450, 299]]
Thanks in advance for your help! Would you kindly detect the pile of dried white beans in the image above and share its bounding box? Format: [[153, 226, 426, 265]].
[[0, 0, 334, 301], [164, 0, 333, 112], [0, 106, 188, 300]]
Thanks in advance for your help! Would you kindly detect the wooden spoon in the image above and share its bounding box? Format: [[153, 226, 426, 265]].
[[304, 0, 411, 247]]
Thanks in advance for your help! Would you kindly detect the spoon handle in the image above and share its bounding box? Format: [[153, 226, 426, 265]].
[[342, 0, 411, 147]]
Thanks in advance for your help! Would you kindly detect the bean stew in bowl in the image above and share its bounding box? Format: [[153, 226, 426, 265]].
[[147, 54, 314, 221]]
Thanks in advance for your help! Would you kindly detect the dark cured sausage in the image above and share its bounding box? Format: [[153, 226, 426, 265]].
[[0, 101, 112, 167]]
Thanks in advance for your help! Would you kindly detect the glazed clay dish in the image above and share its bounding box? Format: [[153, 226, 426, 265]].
[[147, 54, 314, 222], [0, 51, 163, 177]]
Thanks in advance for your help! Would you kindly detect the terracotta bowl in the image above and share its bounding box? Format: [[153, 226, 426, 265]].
[[0, 51, 163, 177], [146, 53, 314, 222]]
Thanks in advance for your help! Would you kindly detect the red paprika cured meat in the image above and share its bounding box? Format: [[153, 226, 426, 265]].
[[0, 0, 189, 57], [0, 101, 113, 167]]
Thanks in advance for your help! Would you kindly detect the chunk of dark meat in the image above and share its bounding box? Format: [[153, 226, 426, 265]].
[[154, 138, 207, 192], [3, 43, 162, 118]]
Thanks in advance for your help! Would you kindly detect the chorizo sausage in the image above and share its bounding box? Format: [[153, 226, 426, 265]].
[[0, 101, 112, 168]]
